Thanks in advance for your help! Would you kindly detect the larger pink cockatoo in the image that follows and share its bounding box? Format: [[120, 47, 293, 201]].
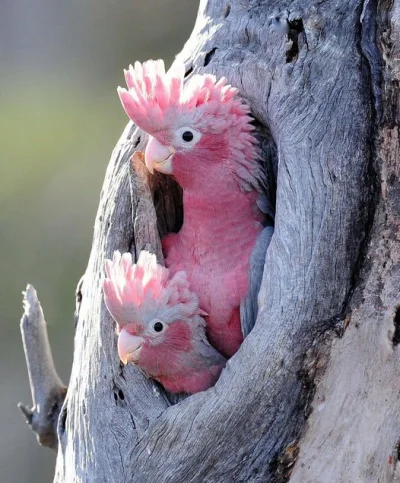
[[103, 250, 226, 394], [118, 60, 274, 357]]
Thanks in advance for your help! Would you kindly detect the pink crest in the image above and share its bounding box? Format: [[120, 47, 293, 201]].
[[103, 250, 201, 326], [117, 59, 248, 134]]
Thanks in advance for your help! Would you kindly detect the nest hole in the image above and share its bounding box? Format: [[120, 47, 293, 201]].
[[392, 306, 400, 346], [286, 19, 305, 63]]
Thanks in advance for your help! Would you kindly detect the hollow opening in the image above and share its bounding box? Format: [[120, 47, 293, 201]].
[[133, 136, 141, 149], [204, 47, 217, 67], [392, 306, 400, 346], [184, 66, 193, 78], [224, 4, 231, 18], [58, 406, 67, 435], [286, 19, 304, 63], [151, 174, 183, 239]]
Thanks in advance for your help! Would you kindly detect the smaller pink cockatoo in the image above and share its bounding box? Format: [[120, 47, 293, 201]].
[[103, 250, 226, 394]]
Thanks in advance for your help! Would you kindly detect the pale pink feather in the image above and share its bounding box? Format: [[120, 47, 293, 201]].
[[117, 58, 262, 189], [103, 250, 201, 327], [117, 59, 249, 135]]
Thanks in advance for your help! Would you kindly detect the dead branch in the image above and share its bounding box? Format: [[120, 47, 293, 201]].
[[18, 284, 67, 450]]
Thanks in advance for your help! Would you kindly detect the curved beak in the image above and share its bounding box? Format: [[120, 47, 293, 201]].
[[145, 136, 175, 174], [118, 329, 144, 365]]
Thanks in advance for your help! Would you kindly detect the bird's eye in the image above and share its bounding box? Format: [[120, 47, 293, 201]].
[[153, 321, 164, 333], [181, 131, 194, 142], [175, 126, 201, 147]]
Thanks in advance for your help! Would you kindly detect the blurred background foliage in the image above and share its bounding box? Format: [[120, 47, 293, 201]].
[[0, 1, 198, 481]]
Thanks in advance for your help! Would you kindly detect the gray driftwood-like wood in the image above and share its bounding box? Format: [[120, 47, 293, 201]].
[[19, 0, 400, 481], [291, 2, 400, 480], [18, 285, 67, 450]]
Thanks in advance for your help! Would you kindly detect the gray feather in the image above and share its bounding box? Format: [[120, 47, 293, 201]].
[[241, 225, 274, 338], [239, 121, 277, 338], [254, 122, 278, 222]]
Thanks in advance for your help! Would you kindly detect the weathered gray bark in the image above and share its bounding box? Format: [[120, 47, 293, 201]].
[[20, 0, 400, 481], [18, 285, 67, 450], [291, 2, 400, 480]]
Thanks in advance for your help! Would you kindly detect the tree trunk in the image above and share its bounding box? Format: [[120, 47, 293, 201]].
[[20, 0, 400, 481]]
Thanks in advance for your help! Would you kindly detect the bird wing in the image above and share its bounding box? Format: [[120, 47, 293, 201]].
[[240, 225, 274, 338], [254, 123, 278, 223]]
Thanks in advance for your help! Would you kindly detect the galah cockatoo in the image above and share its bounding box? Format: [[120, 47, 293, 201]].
[[103, 250, 226, 394], [118, 60, 274, 357]]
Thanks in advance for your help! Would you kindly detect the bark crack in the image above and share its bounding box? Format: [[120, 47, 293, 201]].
[[335, 0, 381, 328], [392, 306, 400, 345]]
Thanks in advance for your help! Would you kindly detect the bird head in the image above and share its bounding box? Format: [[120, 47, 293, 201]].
[[117, 59, 259, 189], [102, 251, 208, 378]]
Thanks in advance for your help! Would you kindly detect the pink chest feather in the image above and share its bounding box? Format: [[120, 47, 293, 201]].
[[163, 188, 263, 357]]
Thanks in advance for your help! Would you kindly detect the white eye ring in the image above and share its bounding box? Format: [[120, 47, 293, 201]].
[[175, 127, 202, 148], [152, 319, 165, 333]]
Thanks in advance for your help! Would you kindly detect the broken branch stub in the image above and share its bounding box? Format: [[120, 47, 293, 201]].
[[18, 285, 67, 450]]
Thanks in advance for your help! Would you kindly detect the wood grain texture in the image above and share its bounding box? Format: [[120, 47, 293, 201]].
[[54, 124, 170, 481], [52, 0, 386, 481], [291, 1, 400, 480]]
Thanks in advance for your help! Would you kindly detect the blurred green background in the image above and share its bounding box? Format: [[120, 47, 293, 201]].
[[0, 1, 198, 481]]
